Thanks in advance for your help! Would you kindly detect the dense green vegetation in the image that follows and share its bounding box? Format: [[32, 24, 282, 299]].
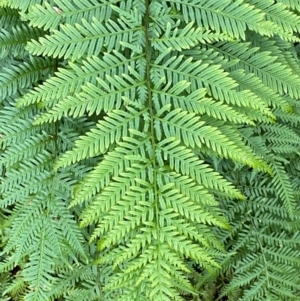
[[1, 0, 300, 300]]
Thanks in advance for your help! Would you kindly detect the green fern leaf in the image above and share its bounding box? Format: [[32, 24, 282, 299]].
[[22, 0, 114, 31], [26, 17, 144, 61]]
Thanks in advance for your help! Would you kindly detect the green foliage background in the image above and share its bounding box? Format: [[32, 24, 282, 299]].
[[1, 0, 300, 300]]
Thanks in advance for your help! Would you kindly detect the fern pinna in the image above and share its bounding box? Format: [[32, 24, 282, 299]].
[[1, 0, 300, 300]]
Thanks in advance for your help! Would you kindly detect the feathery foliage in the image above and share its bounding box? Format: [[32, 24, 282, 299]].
[[1, 0, 300, 300]]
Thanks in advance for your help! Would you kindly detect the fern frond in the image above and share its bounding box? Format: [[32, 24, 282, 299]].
[[47, 264, 102, 300], [2, 0, 300, 299], [157, 138, 244, 199], [1, 0, 43, 12], [0, 133, 51, 169], [152, 52, 274, 116], [0, 57, 55, 99], [80, 162, 150, 228], [230, 71, 290, 113], [17, 52, 145, 108], [26, 17, 144, 61], [22, 220, 56, 301], [0, 106, 45, 147], [1, 189, 87, 299], [2, 272, 27, 301], [166, 0, 265, 39], [34, 72, 146, 123], [274, 108, 300, 126], [270, 160, 296, 219], [69, 134, 151, 206], [157, 108, 269, 172], [208, 40, 300, 98], [215, 160, 300, 301], [155, 84, 256, 125], [245, 0, 300, 33], [269, 0, 300, 10], [22, 0, 114, 31], [152, 21, 229, 52], [0, 6, 21, 28], [1, 154, 53, 193], [0, 24, 43, 59], [54, 108, 146, 167]]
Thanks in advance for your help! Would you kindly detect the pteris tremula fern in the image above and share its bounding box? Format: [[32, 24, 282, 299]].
[[1, 0, 300, 300]]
